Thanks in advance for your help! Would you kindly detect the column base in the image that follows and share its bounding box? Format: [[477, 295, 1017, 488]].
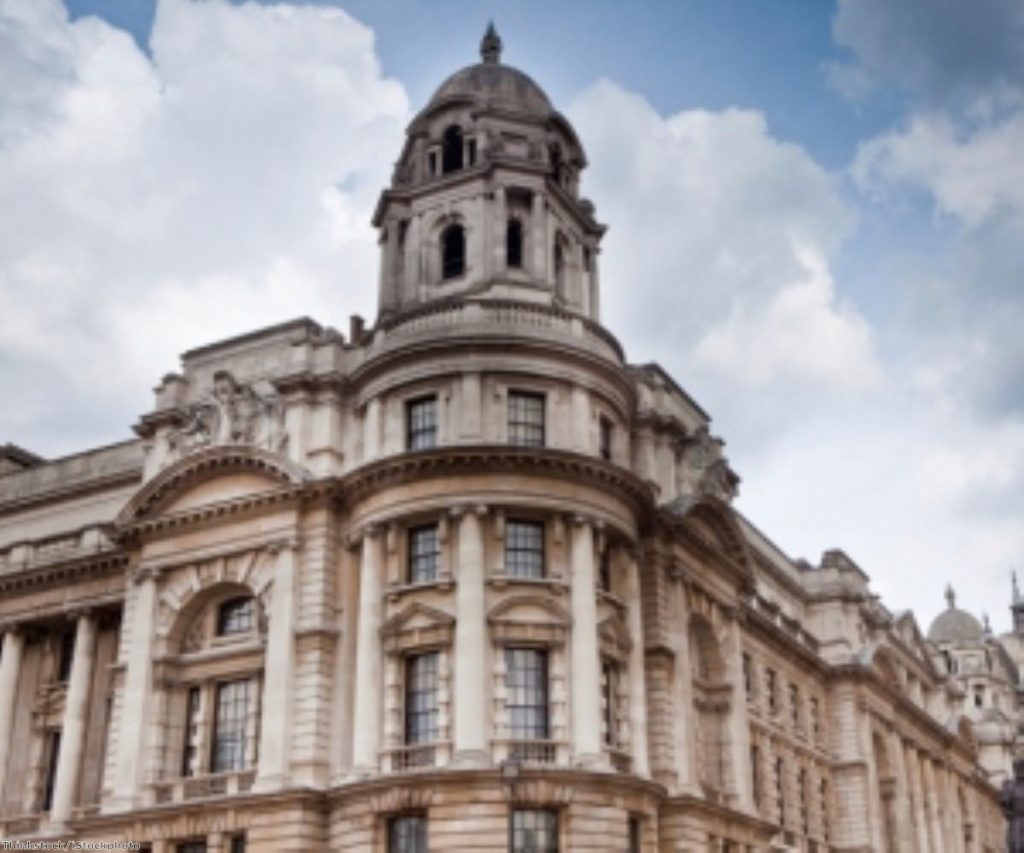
[[450, 749, 492, 769]]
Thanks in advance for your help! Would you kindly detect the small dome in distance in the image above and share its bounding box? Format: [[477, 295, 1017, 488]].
[[927, 585, 984, 643]]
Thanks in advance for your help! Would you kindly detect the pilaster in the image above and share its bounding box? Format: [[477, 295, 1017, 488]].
[[351, 525, 384, 775], [569, 516, 603, 767]]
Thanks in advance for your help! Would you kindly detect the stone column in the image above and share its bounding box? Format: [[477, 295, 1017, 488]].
[[0, 627, 24, 803], [622, 550, 649, 777], [113, 568, 158, 809], [404, 214, 421, 301], [569, 516, 603, 766], [255, 542, 297, 790], [352, 526, 384, 774], [569, 386, 589, 452], [452, 505, 489, 766], [50, 611, 97, 828], [364, 397, 382, 461], [531, 192, 547, 285], [723, 619, 754, 809]]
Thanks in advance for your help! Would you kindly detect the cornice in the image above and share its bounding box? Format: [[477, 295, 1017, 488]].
[[0, 549, 129, 597], [337, 446, 655, 513]]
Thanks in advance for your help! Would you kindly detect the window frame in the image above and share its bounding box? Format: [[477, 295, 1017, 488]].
[[406, 395, 438, 451], [441, 224, 465, 280], [507, 391, 546, 448], [598, 415, 613, 461], [504, 519, 545, 579], [210, 679, 253, 773], [388, 813, 427, 853], [505, 647, 550, 741], [216, 596, 255, 637], [407, 524, 441, 585], [404, 652, 440, 746], [510, 808, 559, 853], [506, 218, 524, 268]]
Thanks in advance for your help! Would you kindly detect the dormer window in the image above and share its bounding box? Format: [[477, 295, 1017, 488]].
[[441, 224, 465, 279], [442, 125, 464, 174], [217, 596, 254, 636], [507, 218, 524, 268]]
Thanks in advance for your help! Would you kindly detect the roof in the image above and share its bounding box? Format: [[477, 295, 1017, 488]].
[[927, 585, 984, 643], [426, 25, 553, 118]]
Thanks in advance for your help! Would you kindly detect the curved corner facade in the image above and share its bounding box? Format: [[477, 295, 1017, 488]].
[[0, 28, 1009, 853]]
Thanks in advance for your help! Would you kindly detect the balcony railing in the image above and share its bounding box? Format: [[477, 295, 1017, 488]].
[[387, 743, 438, 772], [506, 739, 559, 765], [151, 768, 256, 804]]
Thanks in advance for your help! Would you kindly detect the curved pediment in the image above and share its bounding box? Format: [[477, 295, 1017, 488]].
[[488, 593, 571, 627], [663, 494, 754, 587], [115, 445, 309, 527]]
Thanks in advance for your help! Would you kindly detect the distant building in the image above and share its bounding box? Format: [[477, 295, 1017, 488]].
[[0, 26, 1008, 852]]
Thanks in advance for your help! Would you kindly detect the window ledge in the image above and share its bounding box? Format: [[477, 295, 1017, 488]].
[[387, 577, 455, 602], [488, 574, 568, 594], [152, 768, 256, 805]]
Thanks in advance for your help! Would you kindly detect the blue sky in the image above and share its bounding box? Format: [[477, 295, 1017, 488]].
[[3, 0, 1023, 635]]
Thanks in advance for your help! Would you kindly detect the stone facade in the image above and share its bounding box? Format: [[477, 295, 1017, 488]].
[[0, 27, 1008, 853]]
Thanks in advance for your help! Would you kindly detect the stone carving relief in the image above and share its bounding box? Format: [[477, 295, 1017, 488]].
[[167, 370, 288, 459], [678, 426, 738, 502]]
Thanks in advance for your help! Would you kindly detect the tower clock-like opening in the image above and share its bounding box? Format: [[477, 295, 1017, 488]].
[[442, 125, 464, 174]]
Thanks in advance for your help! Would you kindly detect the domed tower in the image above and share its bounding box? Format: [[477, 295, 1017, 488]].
[[373, 25, 605, 321]]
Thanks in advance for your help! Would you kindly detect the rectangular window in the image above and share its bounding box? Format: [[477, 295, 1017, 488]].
[[599, 416, 612, 461], [182, 686, 201, 777], [742, 653, 753, 699], [508, 391, 545, 447], [751, 745, 762, 810], [41, 729, 61, 812], [774, 757, 785, 826], [766, 668, 778, 715], [789, 683, 801, 729], [505, 520, 545, 579], [389, 814, 427, 853], [819, 779, 830, 840], [176, 843, 207, 853], [57, 629, 75, 682], [628, 816, 641, 853], [229, 837, 246, 853], [406, 396, 438, 450], [799, 768, 809, 836], [404, 653, 439, 745], [511, 809, 558, 853], [810, 696, 821, 741], [212, 680, 251, 772], [428, 151, 438, 176], [505, 648, 549, 740], [407, 525, 440, 584], [601, 660, 620, 747]]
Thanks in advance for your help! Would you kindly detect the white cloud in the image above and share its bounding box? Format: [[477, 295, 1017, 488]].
[[853, 112, 1024, 226], [0, 0, 407, 452], [569, 80, 870, 411]]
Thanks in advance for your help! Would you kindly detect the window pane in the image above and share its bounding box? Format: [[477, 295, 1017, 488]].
[[230, 837, 246, 853], [182, 686, 201, 777], [505, 648, 549, 739], [511, 809, 558, 853], [505, 521, 544, 579], [508, 392, 545, 447], [407, 397, 437, 450], [41, 730, 61, 812], [212, 680, 251, 772], [177, 844, 207, 853], [408, 525, 439, 584], [404, 653, 439, 745], [217, 597, 254, 635], [389, 814, 427, 853]]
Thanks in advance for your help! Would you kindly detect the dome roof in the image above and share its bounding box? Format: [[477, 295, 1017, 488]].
[[927, 585, 984, 643], [427, 25, 553, 117]]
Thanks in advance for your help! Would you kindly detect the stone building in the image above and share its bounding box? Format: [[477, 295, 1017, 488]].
[[0, 26, 1009, 853]]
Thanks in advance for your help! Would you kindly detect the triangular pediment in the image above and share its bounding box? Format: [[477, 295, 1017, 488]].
[[382, 602, 455, 637]]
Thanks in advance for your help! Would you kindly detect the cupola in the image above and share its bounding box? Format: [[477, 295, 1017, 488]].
[[372, 26, 605, 322]]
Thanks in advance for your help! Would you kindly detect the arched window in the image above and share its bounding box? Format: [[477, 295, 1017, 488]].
[[506, 218, 523, 268], [441, 224, 465, 279], [442, 125, 464, 174]]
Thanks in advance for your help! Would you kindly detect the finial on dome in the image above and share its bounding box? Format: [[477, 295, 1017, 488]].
[[1014, 570, 1021, 604], [481, 22, 502, 64], [983, 612, 992, 634], [945, 584, 956, 610]]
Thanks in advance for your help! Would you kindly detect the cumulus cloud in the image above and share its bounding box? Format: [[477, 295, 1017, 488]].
[[0, 0, 407, 452], [570, 80, 876, 446]]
